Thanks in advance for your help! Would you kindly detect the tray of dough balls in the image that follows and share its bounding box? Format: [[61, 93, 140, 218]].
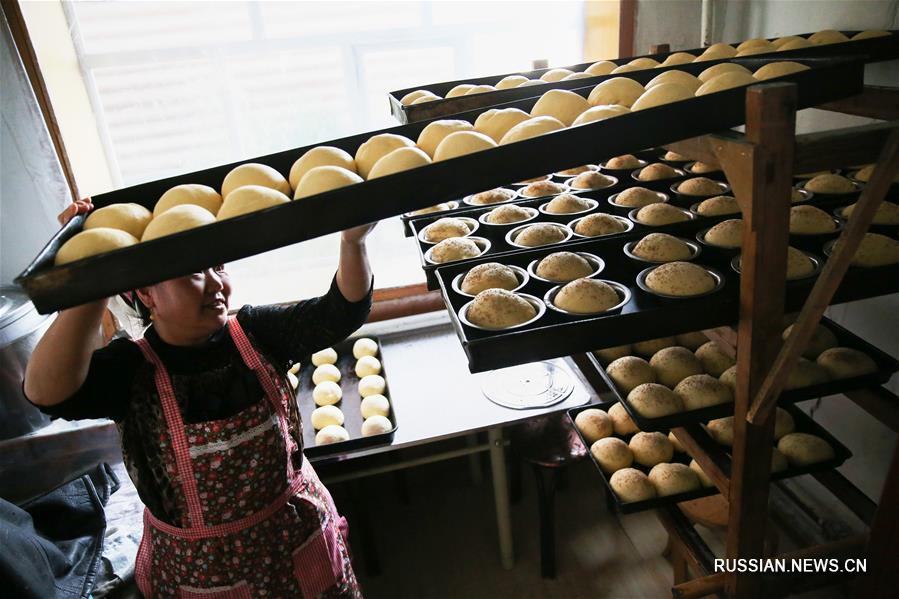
[[589, 318, 898, 432], [295, 336, 397, 458], [16, 57, 861, 314], [388, 30, 897, 124]]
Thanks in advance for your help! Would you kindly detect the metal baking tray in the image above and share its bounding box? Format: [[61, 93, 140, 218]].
[[298, 335, 396, 459], [587, 317, 899, 432], [434, 217, 899, 373], [16, 56, 862, 314], [389, 31, 897, 123]]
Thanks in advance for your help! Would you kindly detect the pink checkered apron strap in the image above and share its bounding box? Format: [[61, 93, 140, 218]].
[[134, 337, 206, 529]]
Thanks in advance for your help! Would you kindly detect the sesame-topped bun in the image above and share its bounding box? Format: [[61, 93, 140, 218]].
[[629, 431, 675, 466], [574, 214, 628, 237], [423, 217, 472, 243], [544, 193, 593, 214], [606, 356, 656, 394], [852, 164, 899, 183], [460, 263, 519, 295], [786, 247, 815, 279], [466, 289, 537, 330], [841, 201, 899, 225], [704, 219, 743, 248], [627, 384, 684, 418], [430, 237, 482, 263], [485, 204, 534, 224], [789, 205, 837, 234], [514, 223, 568, 247], [535, 252, 594, 282], [614, 186, 665, 207], [637, 163, 681, 181], [676, 177, 725, 196], [782, 323, 839, 359], [834, 233, 899, 267], [649, 463, 701, 496], [804, 173, 856, 194], [553, 278, 621, 314], [520, 180, 568, 198], [609, 468, 656, 503], [631, 233, 693, 262], [469, 188, 515, 205], [571, 171, 616, 190], [674, 374, 734, 410], [604, 154, 642, 169], [645, 262, 717, 296], [816, 347, 878, 379], [635, 203, 690, 226], [696, 195, 740, 216], [650, 346, 704, 387]]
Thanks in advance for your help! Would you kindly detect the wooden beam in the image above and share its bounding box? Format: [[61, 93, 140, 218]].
[[651, 43, 670, 55], [854, 441, 899, 599], [367, 290, 444, 323], [672, 572, 726, 599], [701, 327, 737, 359], [672, 425, 731, 499], [811, 470, 877, 525], [793, 120, 899, 174], [844, 387, 899, 432], [817, 86, 899, 121], [657, 506, 717, 576], [618, 0, 635, 58]]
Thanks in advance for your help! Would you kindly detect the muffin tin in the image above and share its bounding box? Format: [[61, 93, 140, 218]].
[[297, 335, 398, 458]]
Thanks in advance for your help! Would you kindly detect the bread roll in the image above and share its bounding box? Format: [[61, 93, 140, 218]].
[[690, 459, 714, 487], [55, 228, 139, 265], [676, 332, 708, 351], [607, 357, 656, 394], [361, 415, 393, 437], [614, 187, 665, 207], [841, 201, 899, 225], [311, 348, 337, 366], [423, 217, 472, 243], [540, 68, 573, 82], [544, 193, 593, 214], [631, 83, 694, 110], [637, 163, 680, 181], [808, 30, 849, 45], [587, 78, 645, 107], [485, 204, 534, 224], [632, 233, 693, 262], [772, 36, 805, 48], [155, 184, 223, 217], [359, 374, 386, 398], [514, 223, 568, 247], [593, 344, 632, 365], [778, 38, 814, 51], [294, 166, 363, 199], [142, 204, 216, 240], [574, 213, 627, 237], [785, 358, 831, 390], [313, 381, 342, 406], [608, 402, 639, 435], [635, 204, 690, 226], [495, 75, 529, 90], [737, 38, 776, 52], [633, 337, 676, 357], [707, 417, 734, 446], [628, 383, 685, 418], [352, 338, 378, 359], [536, 252, 593, 282], [433, 131, 497, 161], [695, 341, 735, 377], [531, 89, 590, 126], [570, 172, 616, 191], [417, 120, 474, 157], [610, 468, 656, 503], [312, 363, 341, 385], [469, 188, 516, 205], [585, 60, 618, 75], [696, 72, 757, 95], [221, 163, 291, 198], [520, 180, 567, 198], [465, 84, 496, 95], [572, 104, 631, 126], [837, 233, 899, 267], [629, 431, 674, 466], [410, 94, 440, 105], [753, 61, 810, 81], [651, 346, 704, 387], [369, 146, 431, 179], [84, 203, 152, 239], [778, 433, 834, 466], [575, 408, 614, 443], [646, 70, 702, 93], [696, 195, 739, 216], [816, 347, 877, 379], [446, 84, 475, 98], [852, 30, 891, 41], [676, 177, 724, 196], [466, 289, 537, 330], [649, 463, 701, 496], [789, 205, 837, 234], [315, 425, 349, 445], [477, 108, 532, 142], [461, 263, 519, 295], [355, 355, 381, 378], [694, 43, 737, 61], [400, 89, 435, 105], [704, 219, 743, 248], [611, 64, 640, 74], [591, 437, 633, 473], [674, 374, 733, 410], [499, 116, 566, 145], [360, 394, 390, 419], [774, 407, 795, 440], [429, 237, 483, 263], [553, 278, 621, 314], [289, 146, 356, 189], [645, 262, 717, 297], [628, 57, 660, 69], [355, 133, 416, 178], [604, 154, 642, 169], [311, 405, 344, 430]]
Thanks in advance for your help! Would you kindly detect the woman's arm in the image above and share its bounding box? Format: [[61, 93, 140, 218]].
[[336, 223, 376, 302]]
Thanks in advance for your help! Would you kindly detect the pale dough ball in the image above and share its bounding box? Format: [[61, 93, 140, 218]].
[[222, 163, 291, 199], [355, 133, 416, 178], [411, 94, 441, 105], [400, 90, 435, 105], [676, 177, 725, 196], [660, 52, 696, 66], [575, 408, 614, 443], [362, 415, 393, 437], [562, 72, 593, 81], [637, 163, 680, 181], [554, 278, 621, 314], [704, 219, 743, 248], [772, 35, 805, 48], [614, 187, 665, 208], [782, 323, 839, 359], [417, 120, 474, 158], [610, 468, 656, 502], [591, 437, 633, 473], [517, 80, 544, 87], [645, 262, 717, 297], [311, 405, 345, 430], [627, 57, 660, 69], [696, 341, 736, 377], [287, 371, 299, 390], [585, 60, 617, 75], [696, 72, 757, 96], [778, 433, 834, 466], [606, 356, 656, 394], [786, 358, 831, 390], [632, 233, 693, 262], [690, 459, 714, 487], [430, 237, 482, 263], [155, 184, 223, 217], [84, 203, 153, 239], [694, 43, 737, 61], [697, 195, 740, 216], [841, 201, 899, 225], [697, 63, 752, 83], [369, 147, 431, 179], [423, 217, 471, 243], [311, 348, 338, 366], [646, 70, 702, 94], [707, 417, 734, 446], [628, 383, 684, 418], [816, 347, 877, 379], [808, 30, 849, 45], [434, 131, 497, 161], [604, 154, 641, 169], [669, 431, 685, 453], [635, 204, 691, 226], [474, 109, 499, 130], [499, 116, 566, 145], [572, 104, 631, 126], [789, 205, 837, 234], [312, 363, 341, 385], [629, 431, 674, 467], [294, 166, 364, 199], [217, 185, 290, 219], [608, 402, 639, 436], [514, 223, 568, 247], [313, 381, 343, 406], [465, 84, 496, 95], [570, 172, 616, 191], [633, 337, 676, 357], [530, 89, 590, 126], [495, 75, 528, 90], [360, 394, 390, 419], [774, 407, 795, 440], [540, 68, 573, 82], [359, 374, 386, 398], [631, 83, 694, 110], [353, 338, 379, 359], [651, 346, 704, 387], [593, 344, 632, 365], [544, 193, 593, 214], [355, 355, 381, 378], [587, 78, 645, 107], [461, 262, 519, 295], [574, 213, 628, 237], [446, 84, 475, 97], [778, 38, 814, 51], [754, 61, 810, 81], [315, 425, 349, 445], [735, 46, 772, 57], [719, 365, 737, 390], [649, 463, 700, 496], [476, 108, 532, 142], [485, 204, 535, 224], [611, 64, 639, 74], [466, 289, 537, 330], [536, 251, 594, 282], [520, 180, 567, 198], [289, 146, 357, 190], [676, 332, 708, 351], [738, 38, 775, 52], [55, 228, 139, 265], [674, 374, 733, 410], [469, 187, 516, 205], [852, 30, 891, 41], [142, 204, 216, 241]]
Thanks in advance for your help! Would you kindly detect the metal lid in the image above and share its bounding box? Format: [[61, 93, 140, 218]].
[[480, 361, 574, 410]]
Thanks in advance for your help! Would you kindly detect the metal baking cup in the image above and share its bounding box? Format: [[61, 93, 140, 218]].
[[635, 264, 725, 299], [451, 264, 530, 298]]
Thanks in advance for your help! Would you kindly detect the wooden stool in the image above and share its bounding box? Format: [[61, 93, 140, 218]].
[[510, 413, 587, 579]]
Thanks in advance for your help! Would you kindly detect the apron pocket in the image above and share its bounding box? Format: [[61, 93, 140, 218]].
[[179, 580, 252, 599], [292, 519, 343, 599]]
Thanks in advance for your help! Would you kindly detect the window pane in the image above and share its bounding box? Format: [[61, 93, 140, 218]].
[[260, 1, 422, 38]]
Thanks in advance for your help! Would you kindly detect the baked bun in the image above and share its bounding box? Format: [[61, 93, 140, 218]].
[[816, 347, 877, 379], [544, 193, 593, 214], [637, 163, 680, 181], [650, 346, 704, 387], [635, 203, 690, 226], [514, 223, 568, 247], [610, 468, 656, 503], [627, 383, 685, 418], [649, 463, 701, 496], [608, 402, 639, 435], [485, 204, 534, 224], [466, 289, 537, 329], [536, 252, 594, 282], [695, 341, 736, 377], [778, 433, 835, 466], [631, 233, 693, 262], [587, 78, 646, 107], [674, 374, 734, 410], [645, 262, 717, 296], [696, 195, 740, 216], [676, 177, 725, 196], [423, 217, 472, 243], [429, 237, 483, 263], [704, 219, 743, 248], [789, 205, 837, 234], [553, 278, 621, 314], [804, 174, 855, 194], [607, 356, 656, 394], [629, 431, 675, 466], [460, 263, 520, 295], [614, 187, 665, 207], [574, 214, 628, 237]]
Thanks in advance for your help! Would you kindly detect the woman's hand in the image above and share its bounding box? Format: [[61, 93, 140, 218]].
[[58, 199, 93, 226], [341, 221, 378, 245], [336, 222, 376, 303]]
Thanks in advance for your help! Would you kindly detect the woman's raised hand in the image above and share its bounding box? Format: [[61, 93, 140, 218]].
[[58, 199, 94, 226]]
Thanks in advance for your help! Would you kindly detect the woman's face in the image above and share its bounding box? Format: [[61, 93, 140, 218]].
[[138, 266, 231, 343]]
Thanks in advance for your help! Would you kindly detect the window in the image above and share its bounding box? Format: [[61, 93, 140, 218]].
[[23, 1, 585, 304]]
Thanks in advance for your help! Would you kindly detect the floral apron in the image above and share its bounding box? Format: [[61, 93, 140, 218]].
[[132, 316, 360, 598]]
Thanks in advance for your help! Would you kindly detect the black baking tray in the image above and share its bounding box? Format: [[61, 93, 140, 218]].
[[17, 56, 862, 314], [586, 317, 899, 432], [298, 335, 397, 459], [434, 217, 899, 373], [388, 31, 897, 123]]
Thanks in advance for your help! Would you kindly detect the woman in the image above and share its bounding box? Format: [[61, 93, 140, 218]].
[[26, 199, 375, 597]]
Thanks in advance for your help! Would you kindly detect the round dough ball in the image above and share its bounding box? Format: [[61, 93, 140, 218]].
[[615, 186, 665, 208], [690, 459, 715, 487], [694, 43, 738, 61], [688, 162, 718, 174], [635, 203, 691, 226], [155, 184, 223, 217], [816, 347, 877, 379], [315, 424, 349, 445], [651, 346, 704, 387], [738, 38, 775, 52], [466, 289, 537, 330], [778, 433, 835, 466], [499, 116, 566, 145], [839, 233, 899, 267], [369, 147, 431, 179], [84, 203, 152, 239], [221, 163, 291, 199], [217, 185, 290, 219], [628, 383, 685, 418], [521, 180, 567, 198], [359, 374, 386, 398], [809, 29, 849, 45], [517, 80, 544, 88], [851, 164, 899, 183], [474, 109, 499, 129], [841, 201, 899, 225], [649, 463, 701, 496], [423, 217, 472, 243], [631, 83, 694, 110], [587, 78, 645, 107], [417, 120, 474, 157], [362, 415, 393, 437], [355, 355, 381, 377], [696, 72, 757, 95], [646, 70, 702, 94], [360, 394, 390, 419], [531, 89, 590, 126], [562, 72, 593, 81], [311, 348, 338, 366], [293, 166, 363, 200], [585, 60, 618, 75], [446, 84, 475, 98], [572, 104, 631, 126], [604, 154, 643, 169], [312, 363, 341, 385], [410, 93, 441, 105], [353, 338, 378, 359], [461, 262, 520, 295], [697, 195, 740, 216], [805, 173, 856, 194], [696, 341, 736, 377], [637, 163, 680, 181], [540, 68, 573, 82], [674, 374, 733, 410], [754, 61, 810, 81], [786, 358, 831, 390], [536, 252, 594, 282], [429, 237, 483, 263], [477, 108, 532, 142], [575, 408, 614, 443], [313, 381, 343, 406], [554, 278, 621, 314], [570, 171, 616, 191], [697, 63, 751, 84], [544, 193, 593, 214], [773, 35, 806, 48], [707, 417, 734, 446], [142, 204, 216, 240], [778, 37, 815, 51], [574, 213, 627, 237], [852, 30, 891, 41], [311, 405, 345, 430], [594, 344, 632, 365], [289, 146, 356, 189], [607, 357, 657, 394], [495, 75, 529, 90], [610, 468, 656, 503], [627, 57, 660, 68], [608, 402, 639, 435], [400, 89, 435, 105], [355, 133, 416, 179], [629, 431, 674, 467], [469, 187, 516, 205], [676, 332, 708, 351], [785, 247, 815, 280], [704, 219, 744, 248], [661, 52, 697, 66], [771, 448, 789, 473], [782, 323, 839, 359], [514, 223, 568, 247], [433, 131, 497, 162], [465, 84, 496, 96], [633, 337, 676, 357], [591, 437, 633, 473], [485, 204, 534, 224], [55, 228, 139, 265], [790, 205, 836, 234], [719, 365, 737, 390], [645, 262, 717, 297], [632, 233, 693, 262], [773, 407, 795, 440], [410, 203, 452, 216], [611, 64, 639, 74], [677, 177, 725, 196]]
